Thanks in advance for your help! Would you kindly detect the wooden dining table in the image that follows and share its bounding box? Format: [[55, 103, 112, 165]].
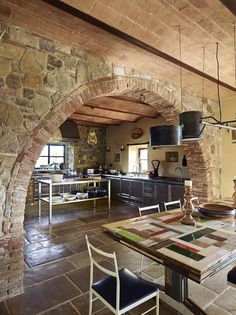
[[102, 209, 236, 315]]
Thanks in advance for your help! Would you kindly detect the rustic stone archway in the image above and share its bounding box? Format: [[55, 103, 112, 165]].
[[2, 75, 212, 301]]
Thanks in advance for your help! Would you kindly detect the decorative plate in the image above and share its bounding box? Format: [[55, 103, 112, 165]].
[[131, 128, 144, 139], [198, 203, 235, 217]]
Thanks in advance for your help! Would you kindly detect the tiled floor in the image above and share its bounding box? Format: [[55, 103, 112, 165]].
[[1, 199, 236, 314]]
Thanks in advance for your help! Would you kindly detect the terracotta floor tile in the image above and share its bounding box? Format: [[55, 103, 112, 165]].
[[24, 244, 74, 268], [72, 292, 105, 314], [24, 258, 76, 286], [25, 233, 55, 244], [7, 276, 81, 315], [41, 302, 79, 315]]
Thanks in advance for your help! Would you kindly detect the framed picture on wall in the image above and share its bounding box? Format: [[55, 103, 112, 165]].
[[114, 153, 120, 162]]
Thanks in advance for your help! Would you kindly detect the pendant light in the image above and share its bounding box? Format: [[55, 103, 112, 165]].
[[149, 29, 182, 148], [178, 27, 204, 141], [87, 106, 97, 145]]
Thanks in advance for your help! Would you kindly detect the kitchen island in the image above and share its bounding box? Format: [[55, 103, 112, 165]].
[[103, 174, 185, 208], [38, 178, 111, 224]]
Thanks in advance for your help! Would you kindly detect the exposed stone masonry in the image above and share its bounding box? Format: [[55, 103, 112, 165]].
[[0, 21, 221, 301]]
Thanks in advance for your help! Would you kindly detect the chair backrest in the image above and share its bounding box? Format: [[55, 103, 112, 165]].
[[138, 204, 160, 216], [164, 199, 181, 211], [85, 235, 120, 310]]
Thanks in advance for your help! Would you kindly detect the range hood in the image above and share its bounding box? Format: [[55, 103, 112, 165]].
[[150, 125, 182, 147], [59, 120, 80, 142]]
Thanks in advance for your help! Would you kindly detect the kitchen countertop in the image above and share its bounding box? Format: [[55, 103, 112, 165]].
[[102, 174, 186, 185]]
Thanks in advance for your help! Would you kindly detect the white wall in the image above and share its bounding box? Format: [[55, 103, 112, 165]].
[[106, 116, 189, 178], [221, 97, 236, 198]]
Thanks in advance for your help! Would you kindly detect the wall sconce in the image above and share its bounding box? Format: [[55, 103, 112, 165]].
[[106, 146, 110, 152], [120, 145, 125, 151]]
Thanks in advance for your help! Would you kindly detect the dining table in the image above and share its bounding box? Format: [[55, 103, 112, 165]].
[[102, 209, 236, 315]]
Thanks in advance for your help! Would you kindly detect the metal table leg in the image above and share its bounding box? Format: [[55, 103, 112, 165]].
[[38, 181, 41, 218], [165, 267, 206, 315], [49, 182, 52, 224], [108, 179, 111, 213]]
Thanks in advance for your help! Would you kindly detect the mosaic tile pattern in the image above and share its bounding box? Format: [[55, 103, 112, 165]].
[[102, 210, 236, 282]]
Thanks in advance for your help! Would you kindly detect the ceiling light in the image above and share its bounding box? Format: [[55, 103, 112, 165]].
[[87, 107, 97, 145]]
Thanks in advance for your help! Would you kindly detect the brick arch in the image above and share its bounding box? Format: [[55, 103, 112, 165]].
[[5, 75, 210, 234]]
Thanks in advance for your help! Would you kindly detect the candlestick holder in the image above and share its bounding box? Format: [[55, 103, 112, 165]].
[[180, 186, 196, 226], [232, 178, 236, 208]]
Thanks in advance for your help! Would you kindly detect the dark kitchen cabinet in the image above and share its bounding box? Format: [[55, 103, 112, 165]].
[[143, 181, 155, 205], [170, 184, 185, 204], [156, 182, 169, 203], [120, 178, 130, 202], [130, 180, 143, 204], [111, 177, 120, 199]]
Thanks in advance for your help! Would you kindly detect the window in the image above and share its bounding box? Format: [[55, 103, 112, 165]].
[[128, 143, 148, 173], [35, 144, 65, 168], [139, 148, 148, 172]]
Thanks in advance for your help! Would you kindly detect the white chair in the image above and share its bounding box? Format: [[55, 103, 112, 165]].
[[86, 235, 159, 315], [138, 204, 160, 217], [163, 199, 181, 211], [138, 204, 160, 277]]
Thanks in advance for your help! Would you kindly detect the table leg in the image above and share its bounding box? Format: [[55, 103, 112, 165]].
[[108, 179, 111, 213], [49, 182, 52, 224], [38, 181, 41, 218], [165, 267, 206, 315]]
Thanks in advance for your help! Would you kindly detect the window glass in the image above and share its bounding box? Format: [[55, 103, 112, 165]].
[[128, 144, 148, 173], [50, 145, 64, 156], [35, 144, 65, 168]]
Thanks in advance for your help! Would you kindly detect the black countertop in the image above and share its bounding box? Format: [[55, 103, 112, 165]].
[[102, 174, 186, 185]]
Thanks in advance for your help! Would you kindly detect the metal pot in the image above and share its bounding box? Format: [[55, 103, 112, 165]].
[[59, 163, 66, 170]]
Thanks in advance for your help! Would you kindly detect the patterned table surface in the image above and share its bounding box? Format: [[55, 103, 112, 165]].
[[102, 209, 236, 283]]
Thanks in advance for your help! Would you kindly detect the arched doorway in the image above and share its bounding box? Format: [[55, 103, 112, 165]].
[[2, 75, 213, 300]]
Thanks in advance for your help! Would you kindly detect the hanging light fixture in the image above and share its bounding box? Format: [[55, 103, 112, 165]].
[[180, 33, 236, 135], [178, 27, 204, 141], [87, 106, 97, 145]]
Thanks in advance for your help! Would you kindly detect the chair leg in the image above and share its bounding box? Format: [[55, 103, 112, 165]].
[[89, 291, 93, 315], [140, 254, 144, 275], [156, 290, 159, 315]]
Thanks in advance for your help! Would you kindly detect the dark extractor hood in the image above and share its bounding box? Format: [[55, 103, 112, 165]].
[[59, 120, 80, 142], [150, 125, 182, 147]]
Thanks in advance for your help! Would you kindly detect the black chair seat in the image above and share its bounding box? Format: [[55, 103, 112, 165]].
[[92, 268, 158, 310], [227, 266, 236, 285]]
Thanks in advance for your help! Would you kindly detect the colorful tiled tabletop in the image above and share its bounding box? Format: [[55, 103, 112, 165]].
[[102, 209, 236, 283]]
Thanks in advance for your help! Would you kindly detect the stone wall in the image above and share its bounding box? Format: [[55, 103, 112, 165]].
[[0, 21, 221, 301], [50, 126, 106, 171]]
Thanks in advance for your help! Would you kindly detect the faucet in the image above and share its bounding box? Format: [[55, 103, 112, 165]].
[[175, 167, 183, 181]]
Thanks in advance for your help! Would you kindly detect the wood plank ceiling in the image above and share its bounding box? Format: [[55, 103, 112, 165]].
[[70, 96, 160, 127], [2, 0, 236, 126]]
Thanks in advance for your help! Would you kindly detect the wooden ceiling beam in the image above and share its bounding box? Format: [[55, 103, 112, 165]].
[[69, 119, 106, 127], [75, 105, 142, 121], [219, 0, 236, 16], [70, 113, 121, 125], [42, 0, 236, 93], [86, 97, 158, 117]]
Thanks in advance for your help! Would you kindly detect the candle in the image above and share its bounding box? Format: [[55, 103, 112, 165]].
[[184, 180, 192, 188]]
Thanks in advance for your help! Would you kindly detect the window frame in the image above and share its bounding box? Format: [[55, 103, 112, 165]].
[[36, 143, 66, 167], [138, 147, 148, 173]]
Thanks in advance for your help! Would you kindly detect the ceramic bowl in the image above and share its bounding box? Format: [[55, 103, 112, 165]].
[[76, 192, 88, 199], [63, 194, 76, 201]]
